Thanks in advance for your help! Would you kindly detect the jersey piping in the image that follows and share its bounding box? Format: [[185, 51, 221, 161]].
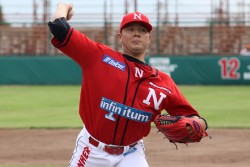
[[120, 76, 148, 145], [112, 58, 131, 144], [118, 56, 158, 145]]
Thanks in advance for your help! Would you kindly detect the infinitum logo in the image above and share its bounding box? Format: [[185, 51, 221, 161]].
[[100, 97, 152, 123], [102, 55, 126, 71]]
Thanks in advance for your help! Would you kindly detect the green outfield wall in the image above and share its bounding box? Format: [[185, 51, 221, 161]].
[[147, 56, 250, 85], [0, 56, 81, 84], [0, 56, 250, 85]]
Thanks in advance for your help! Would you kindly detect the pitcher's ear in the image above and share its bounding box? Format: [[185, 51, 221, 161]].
[[117, 33, 121, 39]]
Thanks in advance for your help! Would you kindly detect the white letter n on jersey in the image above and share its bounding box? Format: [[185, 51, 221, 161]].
[[135, 67, 143, 78], [143, 88, 166, 110]]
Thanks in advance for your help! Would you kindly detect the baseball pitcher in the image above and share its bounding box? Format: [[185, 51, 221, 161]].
[[48, 3, 209, 167]]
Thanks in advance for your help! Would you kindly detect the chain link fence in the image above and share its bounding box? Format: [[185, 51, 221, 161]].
[[1, 0, 250, 56]]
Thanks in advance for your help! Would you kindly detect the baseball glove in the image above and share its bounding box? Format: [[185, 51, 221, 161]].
[[154, 114, 209, 148]]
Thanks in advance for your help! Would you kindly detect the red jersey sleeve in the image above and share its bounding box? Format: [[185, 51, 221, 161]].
[[164, 75, 199, 117], [51, 27, 103, 69]]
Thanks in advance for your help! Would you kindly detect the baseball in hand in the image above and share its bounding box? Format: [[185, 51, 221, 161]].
[[67, 9, 74, 20]]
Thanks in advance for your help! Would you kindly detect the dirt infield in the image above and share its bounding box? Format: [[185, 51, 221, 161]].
[[0, 127, 250, 167]]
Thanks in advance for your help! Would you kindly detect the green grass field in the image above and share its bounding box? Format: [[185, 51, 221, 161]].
[[0, 85, 249, 128]]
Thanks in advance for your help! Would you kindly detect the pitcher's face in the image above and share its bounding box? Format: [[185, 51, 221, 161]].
[[119, 23, 151, 58]]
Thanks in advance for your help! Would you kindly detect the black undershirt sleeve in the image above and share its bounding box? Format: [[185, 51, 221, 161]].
[[48, 17, 70, 42]]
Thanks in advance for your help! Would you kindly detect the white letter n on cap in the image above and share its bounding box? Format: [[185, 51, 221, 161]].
[[133, 13, 142, 20]]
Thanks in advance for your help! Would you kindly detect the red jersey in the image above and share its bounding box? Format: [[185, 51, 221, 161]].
[[51, 27, 199, 145]]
